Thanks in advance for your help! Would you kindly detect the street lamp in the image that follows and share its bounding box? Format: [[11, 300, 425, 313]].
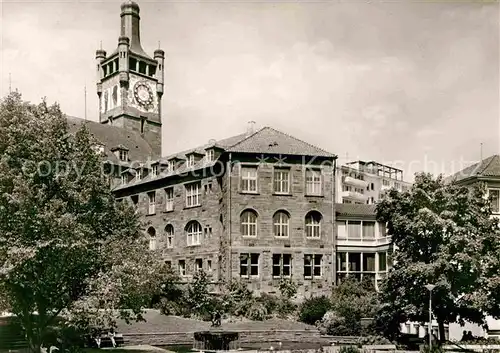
[[425, 284, 436, 350]]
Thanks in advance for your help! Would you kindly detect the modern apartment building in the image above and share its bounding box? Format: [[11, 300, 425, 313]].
[[336, 160, 411, 205]]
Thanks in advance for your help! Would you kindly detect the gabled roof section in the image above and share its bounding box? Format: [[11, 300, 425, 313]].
[[66, 116, 156, 163], [336, 203, 376, 218], [446, 154, 500, 183], [227, 127, 335, 158]]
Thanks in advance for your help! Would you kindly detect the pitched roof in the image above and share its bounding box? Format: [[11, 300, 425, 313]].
[[336, 203, 376, 218], [227, 127, 336, 158], [66, 115, 156, 163], [446, 154, 500, 183]]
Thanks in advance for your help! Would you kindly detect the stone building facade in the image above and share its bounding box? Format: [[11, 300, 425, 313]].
[[67, 0, 412, 297], [112, 127, 337, 298]]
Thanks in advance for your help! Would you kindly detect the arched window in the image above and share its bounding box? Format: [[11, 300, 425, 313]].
[[273, 211, 290, 237], [305, 211, 322, 238], [147, 227, 156, 250], [240, 209, 258, 237], [186, 221, 202, 246], [165, 224, 174, 248]]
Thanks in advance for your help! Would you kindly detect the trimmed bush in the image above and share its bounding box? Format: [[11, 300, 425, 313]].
[[339, 346, 360, 353], [299, 295, 332, 325]]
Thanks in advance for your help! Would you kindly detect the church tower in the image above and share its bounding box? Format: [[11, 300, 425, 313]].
[[96, 0, 164, 157]]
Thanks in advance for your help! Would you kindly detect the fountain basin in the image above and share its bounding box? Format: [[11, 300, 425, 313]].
[[193, 330, 240, 352]]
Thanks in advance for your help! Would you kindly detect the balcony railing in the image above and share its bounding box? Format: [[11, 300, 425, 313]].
[[337, 236, 392, 247], [343, 176, 369, 188], [341, 190, 368, 201]]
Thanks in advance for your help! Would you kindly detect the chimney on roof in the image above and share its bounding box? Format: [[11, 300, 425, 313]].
[[246, 121, 256, 137]]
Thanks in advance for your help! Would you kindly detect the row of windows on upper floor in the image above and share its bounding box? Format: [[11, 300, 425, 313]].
[[102, 57, 157, 78], [171, 250, 391, 283], [145, 209, 327, 250], [122, 168, 325, 211]]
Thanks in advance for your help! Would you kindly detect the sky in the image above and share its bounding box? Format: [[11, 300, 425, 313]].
[[1, 0, 499, 181]]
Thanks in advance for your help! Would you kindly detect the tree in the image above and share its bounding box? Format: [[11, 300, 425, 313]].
[[375, 172, 500, 342], [316, 278, 379, 336], [0, 92, 166, 352]]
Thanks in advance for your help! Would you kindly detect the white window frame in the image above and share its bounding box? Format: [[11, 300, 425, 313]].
[[273, 211, 290, 238], [304, 254, 322, 279], [241, 210, 258, 237], [306, 169, 322, 196], [239, 253, 259, 278], [195, 258, 203, 273], [136, 168, 143, 181], [187, 154, 195, 168], [178, 260, 186, 277], [489, 188, 500, 214], [121, 174, 127, 185], [272, 253, 292, 278], [165, 224, 174, 248], [165, 187, 174, 211], [240, 166, 258, 193], [152, 165, 158, 177], [147, 191, 156, 215], [186, 221, 202, 246], [206, 149, 215, 162], [305, 211, 321, 238], [119, 150, 128, 161], [147, 227, 156, 251], [185, 182, 201, 207], [273, 168, 290, 194]]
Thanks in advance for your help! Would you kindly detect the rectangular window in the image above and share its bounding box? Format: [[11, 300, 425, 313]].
[[273, 168, 290, 194], [119, 150, 128, 161], [272, 254, 292, 278], [152, 165, 158, 177], [337, 221, 347, 239], [147, 191, 156, 215], [382, 179, 390, 186], [195, 258, 203, 273], [306, 169, 322, 195], [185, 182, 201, 207], [337, 252, 347, 271], [165, 187, 174, 211], [206, 149, 215, 162], [349, 252, 361, 272], [178, 260, 186, 277], [121, 174, 127, 185], [363, 253, 375, 272], [239, 253, 259, 278], [187, 155, 195, 168], [304, 254, 322, 278], [362, 221, 375, 239], [490, 189, 500, 213], [136, 169, 143, 181], [207, 260, 212, 272], [378, 252, 387, 271], [348, 221, 362, 239], [241, 166, 258, 193]]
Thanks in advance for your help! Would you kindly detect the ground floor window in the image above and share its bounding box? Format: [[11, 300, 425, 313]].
[[240, 253, 259, 278], [304, 254, 322, 278], [272, 253, 292, 278], [336, 250, 390, 290]]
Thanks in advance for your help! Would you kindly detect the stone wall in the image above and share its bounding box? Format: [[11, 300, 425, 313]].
[[122, 329, 347, 346]]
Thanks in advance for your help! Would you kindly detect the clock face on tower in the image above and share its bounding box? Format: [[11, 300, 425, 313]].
[[133, 81, 154, 108]]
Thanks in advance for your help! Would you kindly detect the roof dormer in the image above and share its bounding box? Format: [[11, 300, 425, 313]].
[[110, 144, 129, 162], [204, 144, 225, 163], [185, 151, 205, 168], [167, 156, 185, 172]]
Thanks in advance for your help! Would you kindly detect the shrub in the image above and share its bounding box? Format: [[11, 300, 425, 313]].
[[356, 335, 393, 346], [339, 346, 360, 353], [258, 293, 280, 315], [222, 280, 254, 317], [277, 299, 297, 318], [299, 295, 332, 325], [279, 278, 298, 300], [245, 301, 268, 321], [316, 310, 362, 336]]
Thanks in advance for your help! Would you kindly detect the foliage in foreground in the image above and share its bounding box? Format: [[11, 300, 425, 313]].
[[0, 92, 169, 352], [298, 295, 332, 325], [316, 278, 379, 336], [375, 173, 500, 341]]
